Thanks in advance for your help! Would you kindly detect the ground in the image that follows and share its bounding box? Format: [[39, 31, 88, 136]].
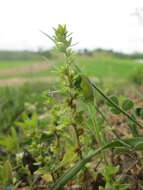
[[0, 54, 142, 86], [0, 54, 143, 190]]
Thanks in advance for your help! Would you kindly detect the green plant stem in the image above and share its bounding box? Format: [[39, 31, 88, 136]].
[[69, 94, 83, 159], [65, 54, 83, 160], [52, 136, 143, 190], [92, 83, 143, 129], [72, 123, 83, 159], [74, 62, 143, 129], [95, 105, 132, 149], [89, 103, 108, 165]]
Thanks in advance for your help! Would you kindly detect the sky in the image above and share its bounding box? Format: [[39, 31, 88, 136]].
[[0, 0, 143, 53]]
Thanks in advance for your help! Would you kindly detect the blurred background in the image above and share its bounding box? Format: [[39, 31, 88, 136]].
[[0, 0, 143, 86], [0, 0, 143, 85], [1, 0, 143, 131]]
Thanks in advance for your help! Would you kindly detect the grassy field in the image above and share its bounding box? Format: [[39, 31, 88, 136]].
[[76, 54, 141, 80], [0, 60, 38, 69], [0, 52, 142, 85]]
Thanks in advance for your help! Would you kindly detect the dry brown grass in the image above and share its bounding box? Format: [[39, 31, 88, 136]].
[[0, 62, 51, 76], [0, 76, 59, 86]]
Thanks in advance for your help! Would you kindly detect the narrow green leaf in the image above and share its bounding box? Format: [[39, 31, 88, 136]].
[[40, 30, 55, 43], [52, 137, 143, 190], [2, 160, 13, 186]]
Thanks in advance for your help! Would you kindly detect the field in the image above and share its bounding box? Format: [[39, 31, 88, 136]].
[[1, 26, 143, 190], [0, 52, 141, 84], [0, 60, 37, 69], [77, 54, 140, 80]]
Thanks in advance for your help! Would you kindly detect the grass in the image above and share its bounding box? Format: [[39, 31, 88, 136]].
[[0, 60, 39, 69], [76, 54, 141, 81], [0, 81, 57, 132], [0, 69, 54, 80], [0, 52, 142, 84]]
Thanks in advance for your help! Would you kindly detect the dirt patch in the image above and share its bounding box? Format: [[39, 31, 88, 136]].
[[0, 62, 52, 76], [0, 76, 99, 87], [0, 77, 59, 86]]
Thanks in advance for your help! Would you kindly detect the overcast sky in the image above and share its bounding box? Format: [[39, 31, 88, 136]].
[[1, 0, 143, 53]]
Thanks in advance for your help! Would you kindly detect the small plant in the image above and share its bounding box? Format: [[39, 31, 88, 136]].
[[99, 165, 129, 190], [1, 24, 143, 190], [46, 25, 143, 190]]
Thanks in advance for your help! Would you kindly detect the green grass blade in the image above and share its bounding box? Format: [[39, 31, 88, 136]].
[[51, 147, 102, 190], [51, 137, 143, 190]]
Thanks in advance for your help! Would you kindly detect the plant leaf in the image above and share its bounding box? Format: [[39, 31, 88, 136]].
[[40, 30, 55, 42], [52, 137, 143, 190], [108, 96, 119, 106], [122, 99, 134, 111]]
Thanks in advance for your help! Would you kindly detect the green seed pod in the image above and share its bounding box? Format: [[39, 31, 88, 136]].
[[80, 75, 94, 102]]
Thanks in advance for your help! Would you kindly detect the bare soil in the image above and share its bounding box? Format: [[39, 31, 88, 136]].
[[0, 62, 51, 76], [0, 62, 60, 86], [0, 76, 59, 86]]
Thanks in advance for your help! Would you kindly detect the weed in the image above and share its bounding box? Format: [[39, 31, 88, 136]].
[[0, 25, 143, 190]]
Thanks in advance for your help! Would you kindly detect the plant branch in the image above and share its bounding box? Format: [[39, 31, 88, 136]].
[[92, 83, 143, 129]]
